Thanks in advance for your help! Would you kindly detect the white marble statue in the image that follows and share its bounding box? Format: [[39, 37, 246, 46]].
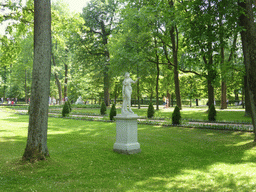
[[75, 96, 84, 105], [121, 72, 140, 115]]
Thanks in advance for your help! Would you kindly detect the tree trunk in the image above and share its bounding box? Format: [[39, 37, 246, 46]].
[[167, 90, 171, 108], [239, 0, 256, 141], [25, 69, 27, 104], [244, 75, 252, 116], [137, 65, 140, 109], [207, 79, 214, 108], [23, 0, 51, 162], [64, 64, 68, 99], [156, 62, 159, 111], [155, 38, 160, 110], [51, 53, 62, 104], [168, 0, 181, 110], [221, 81, 227, 109], [103, 64, 110, 106], [170, 27, 182, 110]]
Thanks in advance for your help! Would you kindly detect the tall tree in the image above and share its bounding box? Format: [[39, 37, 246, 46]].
[[23, 0, 51, 161], [238, 0, 256, 141], [81, 0, 118, 106]]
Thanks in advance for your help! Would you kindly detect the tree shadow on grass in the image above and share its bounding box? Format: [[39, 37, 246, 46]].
[[1, 113, 256, 191]]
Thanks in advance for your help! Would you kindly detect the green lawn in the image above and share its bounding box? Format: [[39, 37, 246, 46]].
[[1, 110, 256, 191], [3, 104, 252, 123]]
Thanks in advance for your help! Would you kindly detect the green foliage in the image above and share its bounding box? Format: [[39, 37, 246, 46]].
[[172, 106, 181, 125], [147, 102, 155, 118], [67, 100, 72, 112], [100, 102, 107, 115], [62, 101, 70, 117], [109, 104, 116, 121], [208, 104, 217, 121]]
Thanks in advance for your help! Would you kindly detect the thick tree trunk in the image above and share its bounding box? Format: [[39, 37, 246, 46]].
[[207, 79, 214, 108], [239, 0, 256, 141], [23, 0, 51, 161], [244, 75, 252, 116]]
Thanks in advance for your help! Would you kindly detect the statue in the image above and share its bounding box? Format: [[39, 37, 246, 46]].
[[121, 72, 140, 115], [75, 96, 84, 105]]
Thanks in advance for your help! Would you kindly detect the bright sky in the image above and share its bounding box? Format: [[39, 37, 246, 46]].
[[0, 0, 91, 35], [52, 0, 91, 13]]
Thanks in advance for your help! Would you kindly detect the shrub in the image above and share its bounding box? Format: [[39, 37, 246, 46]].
[[172, 106, 181, 125], [109, 104, 117, 121], [208, 104, 217, 121], [100, 102, 107, 115], [67, 100, 72, 112], [62, 101, 70, 117], [147, 102, 155, 118]]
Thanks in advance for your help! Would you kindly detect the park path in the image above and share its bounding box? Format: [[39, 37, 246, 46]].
[[4, 108, 253, 130]]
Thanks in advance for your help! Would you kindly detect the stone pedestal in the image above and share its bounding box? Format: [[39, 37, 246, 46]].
[[113, 114, 141, 154]]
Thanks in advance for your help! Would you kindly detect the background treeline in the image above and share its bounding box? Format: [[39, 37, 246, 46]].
[[0, 0, 252, 110]]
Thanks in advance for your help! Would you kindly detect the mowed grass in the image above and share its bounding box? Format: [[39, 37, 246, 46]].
[[59, 106, 252, 123], [1, 111, 256, 191]]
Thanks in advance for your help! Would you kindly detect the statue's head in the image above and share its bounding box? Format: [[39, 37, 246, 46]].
[[125, 72, 130, 78]]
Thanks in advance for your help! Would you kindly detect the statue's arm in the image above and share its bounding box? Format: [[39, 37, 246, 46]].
[[134, 77, 141, 84]]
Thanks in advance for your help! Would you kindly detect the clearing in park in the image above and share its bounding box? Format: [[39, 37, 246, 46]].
[[0, 106, 256, 191]]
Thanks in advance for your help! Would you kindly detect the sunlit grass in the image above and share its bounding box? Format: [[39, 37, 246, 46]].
[[1, 110, 256, 191], [7, 104, 252, 123]]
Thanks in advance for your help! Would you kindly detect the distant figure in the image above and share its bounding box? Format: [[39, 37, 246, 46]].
[[121, 72, 140, 114]]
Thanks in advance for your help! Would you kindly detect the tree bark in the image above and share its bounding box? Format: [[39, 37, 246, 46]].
[[170, 27, 182, 110], [25, 69, 28, 104], [103, 64, 110, 106], [239, 0, 256, 141], [221, 81, 227, 109], [156, 60, 160, 111], [244, 75, 252, 116], [64, 64, 68, 99], [23, 0, 51, 161], [51, 53, 62, 104], [168, 0, 182, 110], [137, 64, 140, 109], [207, 78, 214, 108]]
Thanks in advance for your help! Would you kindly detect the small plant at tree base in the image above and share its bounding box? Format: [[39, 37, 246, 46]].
[[147, 102, 155, 118], [109, 104, 117, 121], [62, 101, 70, 117], [172, 106, 181, 125], [208, 104, 217, 121], [100, 102, 107, 115]]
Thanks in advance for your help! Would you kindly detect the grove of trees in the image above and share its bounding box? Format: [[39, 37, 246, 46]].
[[1, 0, 256, 144]]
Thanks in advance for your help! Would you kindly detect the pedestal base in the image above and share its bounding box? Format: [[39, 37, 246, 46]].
[[113, 114, 141, 154]]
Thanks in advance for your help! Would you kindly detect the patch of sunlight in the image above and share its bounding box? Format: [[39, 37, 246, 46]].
[[225, 140, 252, 147], [207, 133, 215, 136], [153, 125, 163, 128], [0, 138, 16, 142], [134, 165, 256, 191]]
